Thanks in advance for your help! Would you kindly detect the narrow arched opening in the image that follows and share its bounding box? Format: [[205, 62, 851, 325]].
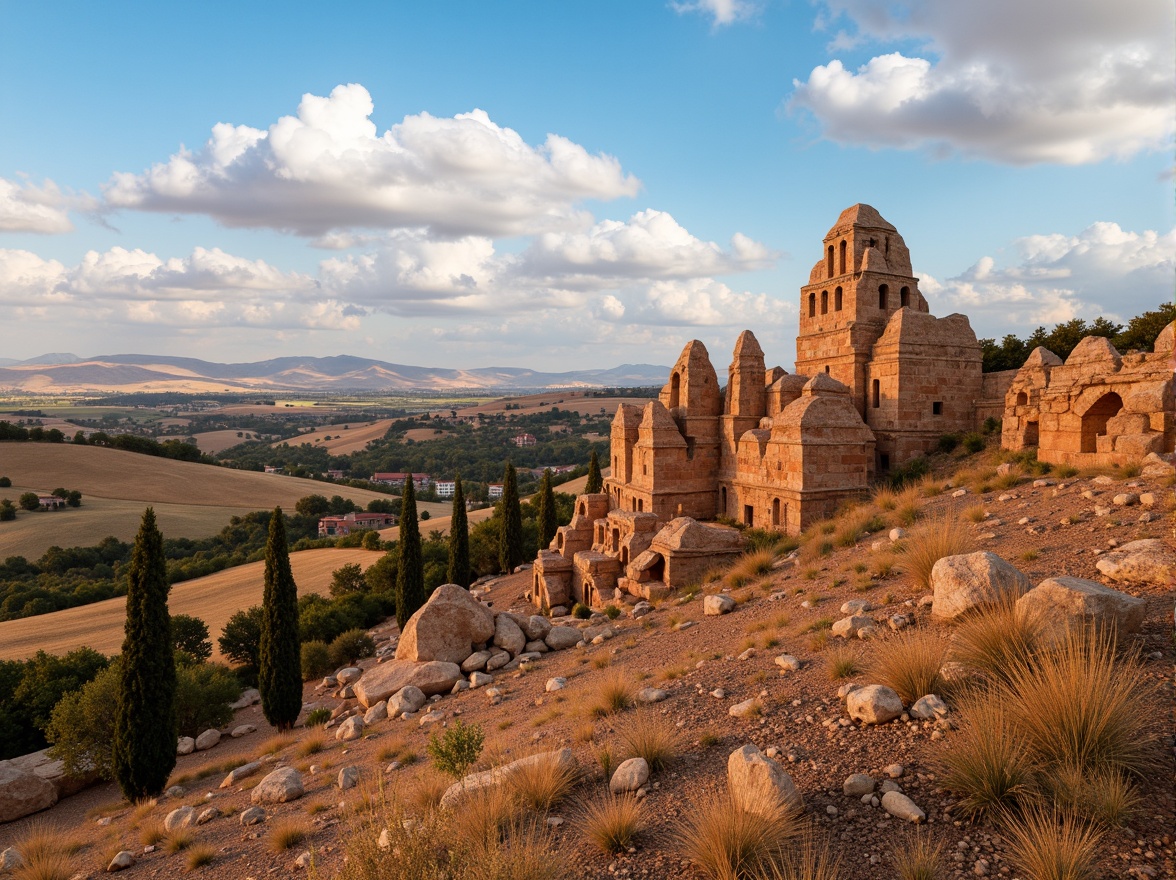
[[900, 286, 910, 308], [771, 498, 780, 527], [827, 245, 834, 277], [878, 284, 888, 310], [808, 292, 816, 317], [839, 240, 847, 274], [669, 371, 681, 409], [1016, 391, 1028, 406], [820, 290, 828, 315], [834, 286, 843, 311], [872, 379, 880, 408]]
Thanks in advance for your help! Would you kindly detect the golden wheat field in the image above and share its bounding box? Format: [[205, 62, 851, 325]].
[[0, 547, 384, 662], [0, 444, 399, 557], [270, 419, 394, 455]]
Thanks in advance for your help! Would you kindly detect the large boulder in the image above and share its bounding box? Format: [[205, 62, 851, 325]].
[[440, 748, 577, 808], [1017, 576, 1146, 637], [395, 584, 495, 664], [354, 660, 462, 708], [609, 758, 650, 793], [727, 744, 803, 814], [846, 685, 903, 725], [1096, 539, 1176, 586], [930, 552, 1031, 620], [0, 760, 57, 823], [544, 626, 582, 651], [492, 614, 527, 655], [250, 767, 305, 804], [388, 686, 427, 716]]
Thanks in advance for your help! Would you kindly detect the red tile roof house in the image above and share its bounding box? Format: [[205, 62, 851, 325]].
[[513, 433, 537, 447], [38, 495, 66, 510], [318, 512, 397, 537]]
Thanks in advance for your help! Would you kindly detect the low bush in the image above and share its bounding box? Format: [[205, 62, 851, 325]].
[[328, 628, 376, 667], [825, 645, 860, 680], [304, 708, 331, 728], [427, 719, 485, 779], [300, 641, 333, 681], [949, 595, 1044, 685], [571, 603, 591, 620], [268, 818, 308, 852], [889, 830, 944, 880]]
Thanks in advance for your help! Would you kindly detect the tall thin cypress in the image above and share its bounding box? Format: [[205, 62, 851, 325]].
[[396, 479, 425, 627], [537, 468, 557, 549], [585, 449, 603, 493], [498, 462, 524, 573], [259, 508, 301, 730], [447, 474, 471, 588], [112, 507, 176, 801]]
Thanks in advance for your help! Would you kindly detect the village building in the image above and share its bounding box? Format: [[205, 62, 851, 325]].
[[513, 433, 537, 447], [37, 495, 66, 510], [434, 479, 457, 498], [318, 511, 397, 537], [371, 472, 431, 490], [531, 203, 1176, 610], [488, 483, 504, 499]]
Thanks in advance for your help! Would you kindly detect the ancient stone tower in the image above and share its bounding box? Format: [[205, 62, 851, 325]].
[[796, 204, 928, 417]]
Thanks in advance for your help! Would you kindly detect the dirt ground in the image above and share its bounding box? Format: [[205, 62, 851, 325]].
[[1, 464, 1173, 880]]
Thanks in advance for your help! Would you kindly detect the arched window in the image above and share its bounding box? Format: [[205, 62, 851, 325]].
[[878, 284, 888, 309], [820, 290, 828, 314], [824, 365, 830, 374], [1016, 391, 1028, 407], [826, 245, 834, 278], [669, 371, 680, 409], [771, 498, 781, 527], [839, 240, 847, 275], [834, 286, 843, 311], [872, 379, 880, 408], [900, 287, 910, 308], [808, 292, 816, 317]]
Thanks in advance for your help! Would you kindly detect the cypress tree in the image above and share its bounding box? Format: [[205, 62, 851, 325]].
[[537, 468, 558, 549], [112, 507, 176, 801], [396, 479, 425, 628], [585, 449, 603, 493], [259, 508, 301, 730], [498, 462, 524, 573], [447, 474, 471, 588]]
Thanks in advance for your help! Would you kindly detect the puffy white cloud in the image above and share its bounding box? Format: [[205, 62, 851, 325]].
[[0, 177, 95, 234], [671, 0, 759, 27], [104, 84, 641, 237], [0, 246, 354, 331], [921, 221, 1176, 332], [790, 0, 1175, 164]]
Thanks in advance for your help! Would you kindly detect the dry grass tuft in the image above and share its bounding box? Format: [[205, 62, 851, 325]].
[[949, 594, 1045, 684], [726, 549, 777, 588], [865, 628, 946, 704], [613, 710, 681, 772], [139, 819, 168, 846], [185, 844, 216, 871], [1001, 808, 1104, 880], [898, 514, 975, 591], [871, 486, 899, 511], [750, 828, 843, 880], [889, 830, 945, 880], [675, 787, 797, 880], [8, 823, 80, 880], [164, 828, 194, 854], [938, 694, 1035, 820], [590, 669, 635, 717], [506, 752, 581, 812], [297, 733, 326, 758], [825, 645, 861, 680], [406, 769, 451, 814], [580, 792, 644, 854], [268, 818, 308, 852], [1042, 764, 1140, 828], [259, 731, 298, 755], [10, 852, 76, 880], [1000, 628, 1161, 777], [964, 503, 987, 523]]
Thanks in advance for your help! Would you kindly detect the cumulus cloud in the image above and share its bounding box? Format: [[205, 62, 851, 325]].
[[0, 177, 95, 234], [789, 0, 1175, 164], [103, 84, 641, 237], [921, 221, 1176, 332], [0, 246, 356, 331], [671, 0, 760, 27]]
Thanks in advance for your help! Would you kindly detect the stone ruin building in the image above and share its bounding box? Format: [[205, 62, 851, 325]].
[[531, 204, 1176, 611]]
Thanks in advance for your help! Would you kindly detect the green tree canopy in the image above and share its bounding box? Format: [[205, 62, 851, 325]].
[[498, 462, 524, 574], [170, 613, 212, 663], [537, 469, 558, 549], [259, 508, 302, 730], [395, 480, 425, 628], [447, 474, 470, 588], [585, 449, 603, 493]]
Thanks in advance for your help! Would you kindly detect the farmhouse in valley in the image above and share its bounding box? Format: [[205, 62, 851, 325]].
[[532, 204, 1176, 611], [317, 511, 397, 537]]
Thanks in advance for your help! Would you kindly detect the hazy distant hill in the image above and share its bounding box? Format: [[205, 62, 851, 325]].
[[0, 352, 668, 392]]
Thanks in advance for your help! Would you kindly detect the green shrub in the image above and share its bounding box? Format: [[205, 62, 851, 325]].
[[603, 604, 621, 620], [301, 641, 333, 681], [572, 603, 592, 619], [0, 499, 15, 521], [0, 476, 10, 487], [329, 629, 376, 666], [174, 661, 241, 737], [963, 433, 986, 454], [427, 719, 484, 778], [937, 433, 961, 454], [982, 417, 1001, 435], [305, 707, 331, 728]]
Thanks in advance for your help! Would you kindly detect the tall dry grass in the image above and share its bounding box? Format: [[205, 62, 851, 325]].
[[865, 628, 946, 704], [898, 514, 975, 591], [937, 695, 1034, 820], [613, 710, 681, 772], [888, 830, 945, 880], [506, 752, 580, 812], [1001, 809, 1104, 880], [750, 829, 843, 879], [675, 787, 798, 880], [726, 549, 777, 588], [579, 791, 644, 854], [949, 594, 1045, 685], [7, 823, 80, 880], [590, 669, 635, 717]]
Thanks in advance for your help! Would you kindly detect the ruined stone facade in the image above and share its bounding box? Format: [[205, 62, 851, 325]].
[[1002, 323, 1175, 467], [531, 204, 1175, 608]]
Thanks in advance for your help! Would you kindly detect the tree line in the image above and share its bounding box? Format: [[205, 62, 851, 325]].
[[979, 303, 1175, 373]]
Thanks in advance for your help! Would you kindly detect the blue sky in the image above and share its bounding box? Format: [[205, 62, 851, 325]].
[[1, 0, 1172, 370]]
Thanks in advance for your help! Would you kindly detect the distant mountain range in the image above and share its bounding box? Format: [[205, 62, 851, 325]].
[[0, 353, 669, 393]]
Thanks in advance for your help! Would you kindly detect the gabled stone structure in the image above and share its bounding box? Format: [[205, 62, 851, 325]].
[[1002, 323, 1175, 466]]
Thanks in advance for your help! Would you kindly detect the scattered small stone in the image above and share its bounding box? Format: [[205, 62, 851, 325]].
[[889, 528, 907, 542], [846, 685, 903, 725], [107, 851, 135, 872], [637, 687, 668, 704], [545, 677, 567, 693], [842, 773, 875, 797], [239, 806, 266, 826], [337, 767, 360, 791], [335, 715, 364, 741], [194, 728, 221, 751], [196, 807, 220, 825], [704, 594, 736, 616], [164, 806, 197, 831], [775, 654, 802, 672], [610, 758, 650, 793], [881, 790, 925, 823], [910, 694, 949, 720], [728, 699, 760, 718], [841, 599, 872, 614]]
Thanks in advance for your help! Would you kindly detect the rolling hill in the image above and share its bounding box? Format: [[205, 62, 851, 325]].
[[0, 353, 667, 393]]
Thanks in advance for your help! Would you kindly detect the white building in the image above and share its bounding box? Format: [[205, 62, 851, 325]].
[[435, 480, 456, 498]]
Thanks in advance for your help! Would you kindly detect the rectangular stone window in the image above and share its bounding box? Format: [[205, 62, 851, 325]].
[[932, 401, 943, 415], [872, 379, 880, 408], [743, 505, 754, 526]]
